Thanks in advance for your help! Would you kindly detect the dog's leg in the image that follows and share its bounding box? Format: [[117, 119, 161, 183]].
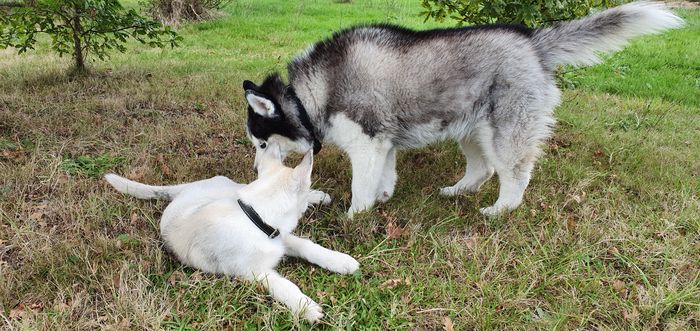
[[440, 138, 494, 196], [346, 140, 392, 218], [376, 147, 397, 203], [477, 124, 540, 216], [284, 235, 359, 274], [252, 270, 323, 323]]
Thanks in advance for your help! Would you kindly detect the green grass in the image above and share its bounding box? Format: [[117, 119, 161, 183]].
[[1, 1, 699, 329]]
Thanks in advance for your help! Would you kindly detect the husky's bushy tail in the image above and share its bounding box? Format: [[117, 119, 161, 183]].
[[105, 174, 187, 200], [532, 2, 684, 70]]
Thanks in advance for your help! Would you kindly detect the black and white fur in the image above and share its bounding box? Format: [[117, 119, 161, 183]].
[[242, 2, 683, 217]]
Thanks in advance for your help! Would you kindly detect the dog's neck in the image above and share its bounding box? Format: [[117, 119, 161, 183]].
[[237, 186, 301, 236], [288, 75, 327, 143], [286, 87, 322, 154]]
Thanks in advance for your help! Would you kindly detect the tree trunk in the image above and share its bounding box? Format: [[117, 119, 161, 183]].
[[71, 13, 85, 72]]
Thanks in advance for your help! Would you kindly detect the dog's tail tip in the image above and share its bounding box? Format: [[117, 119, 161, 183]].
[[104, 173, 171, 200]]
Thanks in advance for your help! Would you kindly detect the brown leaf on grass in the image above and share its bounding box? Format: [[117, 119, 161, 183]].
[[612, 279, 625, 293], [386, 221, 409, 239], [157, 154, 172, 178], [29, 211, 45, 221], [623, 308, 639, 322], [127, 166, 147, 182], [379, 278, 410, 289], [379, 279, 402, 289], [566, 216, 577, 231], [168, 271, 184, 286], [0, 149, 26, 161], [130, 212, 139, 225], [29, 202, 49, 221], [113, 273, 121, 290], [443, 316, 455, 331], [9, 302, 43, 319], [464, 236, 478, 250], [9, 304, 26, 319], [572, 191, 587, 204]]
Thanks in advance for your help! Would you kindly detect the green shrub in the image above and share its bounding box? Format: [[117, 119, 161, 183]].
[[0, 0, 181, 72], [420, 0, 628, 27], [145, 0, 231, 25]]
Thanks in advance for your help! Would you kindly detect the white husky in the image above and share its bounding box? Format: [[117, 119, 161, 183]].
[[104, 145, 359, 323]]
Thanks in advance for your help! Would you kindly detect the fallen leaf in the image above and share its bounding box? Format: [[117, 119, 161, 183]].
[[566, 216, 577, 231], [379, 278, 405, 289], [29, 211, 45, 221], [623, 308, 639, 322], [443, 316, 454, 331], [168, 271, 184, 286], [157, 154, 172, 178], [464, 237, 478, 250], [612, 279, 625, 293], [127, 166, 147, 182], [386, 221, 409, 239], [9, 304, 26, 319], [113, 273, 121, 290], [28, 302, 43, 310], [572, 191, 586, 204]]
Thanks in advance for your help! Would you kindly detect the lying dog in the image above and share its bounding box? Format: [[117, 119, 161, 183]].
[[104, 145, 358, 323], [241, 2, 683, 218]]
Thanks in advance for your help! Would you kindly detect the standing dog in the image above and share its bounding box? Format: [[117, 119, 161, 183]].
[[242, 2, 683, 218], [105, 145, 358, 323]]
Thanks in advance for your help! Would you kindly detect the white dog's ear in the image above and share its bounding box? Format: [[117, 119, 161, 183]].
[[292, 150, 313, 190], [246, 93, 275, 117], [257, 143, 282, 174]]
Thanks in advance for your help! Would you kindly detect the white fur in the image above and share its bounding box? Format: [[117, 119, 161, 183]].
[[246, 93, 276, 117], [534, 2, 685, 67], [325, 114, 395, 218], [105, 146, 357, 323]]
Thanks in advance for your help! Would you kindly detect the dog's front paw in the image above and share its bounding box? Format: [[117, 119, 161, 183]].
[[301, 300, 324, 323], [321, 252, 360, 274], [440, 185, 460, 196], [479, 204, 514, 217], [308, 190, 332, 205]]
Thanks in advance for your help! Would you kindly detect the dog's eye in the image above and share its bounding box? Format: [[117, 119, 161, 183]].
[[259, 142, 267, 149]]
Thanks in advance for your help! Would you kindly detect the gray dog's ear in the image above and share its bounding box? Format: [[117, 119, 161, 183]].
[[242, 80, 257, 91]]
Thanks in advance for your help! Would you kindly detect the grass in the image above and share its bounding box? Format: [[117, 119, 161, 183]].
[[1, 0, 699, 329]]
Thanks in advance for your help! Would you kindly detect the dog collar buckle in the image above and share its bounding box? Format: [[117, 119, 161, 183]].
[[268, 229, 280, 239]]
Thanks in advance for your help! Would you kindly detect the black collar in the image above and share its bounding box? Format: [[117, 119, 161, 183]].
[[287, 86, 322, 154], [237, 199, 280, 239]]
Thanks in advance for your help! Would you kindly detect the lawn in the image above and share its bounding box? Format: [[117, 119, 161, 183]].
[[1, 0, 699, 329]]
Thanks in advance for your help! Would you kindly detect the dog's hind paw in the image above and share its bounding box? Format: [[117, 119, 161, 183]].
[[308, 190, 332, 205]]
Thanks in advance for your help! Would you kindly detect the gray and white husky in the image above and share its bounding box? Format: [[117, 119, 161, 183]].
[[242, 2, 683, 218]]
